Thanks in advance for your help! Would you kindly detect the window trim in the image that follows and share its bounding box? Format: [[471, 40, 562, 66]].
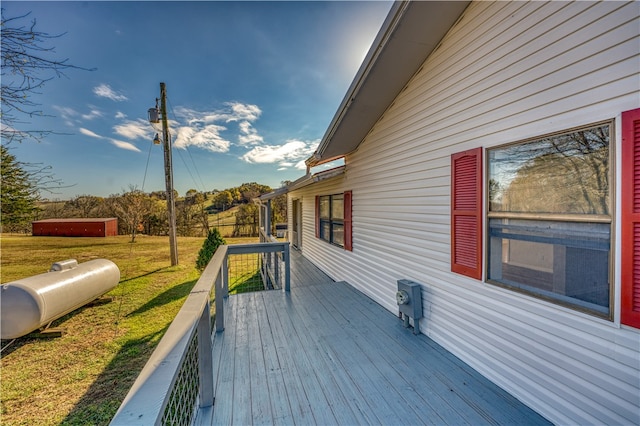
[[315, 192, 352, 250], [484, 120, 615, 320]]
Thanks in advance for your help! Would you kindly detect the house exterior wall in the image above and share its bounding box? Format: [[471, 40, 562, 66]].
[[289, 2, 639, 425]]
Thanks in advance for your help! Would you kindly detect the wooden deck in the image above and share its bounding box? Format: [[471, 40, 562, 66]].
[[197, 250, 551, 425]]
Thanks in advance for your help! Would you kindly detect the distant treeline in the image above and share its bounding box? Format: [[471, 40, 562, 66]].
[[10, 182, 287, 238]]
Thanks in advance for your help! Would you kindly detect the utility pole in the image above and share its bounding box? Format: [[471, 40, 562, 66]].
[[160, 82, 179, 265]]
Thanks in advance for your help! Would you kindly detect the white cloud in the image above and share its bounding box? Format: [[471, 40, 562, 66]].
[[174, 102, 262, 126], [79, 127, 102, 138], [241, 139, 318, 169], [227, 102, 261, 122], [174, 125, 230, 153], [113, 119, 150, 140], [111, 139, 141, 152], [55, 105, 105, 125], [171, 103, 264, 151], [82, 109, 103, 120], [54, 105, 79, 126], [238, 121, 264, 145], [115, 111, 127, 119], [175, 109, 227, 126], [78, 127, 140, 153], [93, 84, 128, 101], [54, 105, 78, 118]]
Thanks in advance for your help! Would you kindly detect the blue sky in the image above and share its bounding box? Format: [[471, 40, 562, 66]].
[[3, 1, 392, 199]]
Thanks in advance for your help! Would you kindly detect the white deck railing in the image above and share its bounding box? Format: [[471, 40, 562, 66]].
[[110, 242, 290, 426]]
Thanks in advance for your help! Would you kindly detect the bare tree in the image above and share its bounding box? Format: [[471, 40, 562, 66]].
[[1, 10, 93, 145], [65, 195, 104, 217], [1, 9, 91, 209], [109, 187, 153, 243]]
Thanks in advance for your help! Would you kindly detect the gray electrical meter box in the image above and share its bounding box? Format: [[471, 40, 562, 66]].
[[396, 279, 423, 334]]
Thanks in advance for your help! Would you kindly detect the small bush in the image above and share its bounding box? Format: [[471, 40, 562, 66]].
[[196, 228, 226, 271]]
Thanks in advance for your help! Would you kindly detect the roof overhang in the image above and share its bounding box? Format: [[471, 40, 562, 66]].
[[256, 166, 347, 203], [288, 166, 346, 192], [255, 186, 289, 202], [306, 0, 470, 167]]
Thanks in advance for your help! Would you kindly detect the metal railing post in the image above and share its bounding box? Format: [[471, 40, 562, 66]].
[[222, 254, 229, 299], [198, 302, 214, 408], [215, 268, 225, 333], [274, 249, 280, 288]]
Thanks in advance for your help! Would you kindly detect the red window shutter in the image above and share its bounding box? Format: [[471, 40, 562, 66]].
[[344, 190, 353, 251], [451, 147, 483, 280], [621, 108, 640, 329], [315, 195, 320, 239]]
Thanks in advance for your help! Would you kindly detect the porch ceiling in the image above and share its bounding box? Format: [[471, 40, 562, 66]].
[[307, 1, 470, 167]]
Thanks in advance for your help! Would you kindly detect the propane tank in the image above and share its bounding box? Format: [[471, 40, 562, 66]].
[[1, 259, 120, 339]]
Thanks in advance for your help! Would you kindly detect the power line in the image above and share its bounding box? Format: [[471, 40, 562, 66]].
[[140, 136, 155, 192], [167, 96, 208, 192], [185, 143, 207, 191], [174, 144, 202, 193]]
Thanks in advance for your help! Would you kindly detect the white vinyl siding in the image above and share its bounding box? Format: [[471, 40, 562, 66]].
[[289, 1, 640, 425]]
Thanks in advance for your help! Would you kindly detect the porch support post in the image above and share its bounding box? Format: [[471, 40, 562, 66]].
[[284, 243, 290, 292], [266, 199, 272, 238]]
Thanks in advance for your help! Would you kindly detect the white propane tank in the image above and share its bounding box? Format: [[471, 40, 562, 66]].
[[1, 259, 120, 339]]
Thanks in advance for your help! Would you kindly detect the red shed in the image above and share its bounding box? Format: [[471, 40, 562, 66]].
[[32, 218, 118, 237]]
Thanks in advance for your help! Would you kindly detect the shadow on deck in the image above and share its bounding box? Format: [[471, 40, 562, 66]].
[[197, 250, 551, 425]]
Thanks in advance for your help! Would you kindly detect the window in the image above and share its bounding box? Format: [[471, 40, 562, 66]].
[[487, 122, 612, 317], [316, 191, 352, 250], [319, 194, 344, 246]]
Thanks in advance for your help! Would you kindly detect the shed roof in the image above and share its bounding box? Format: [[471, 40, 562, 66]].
[[32, 218, 117, 223], [305, 0, 470, 167]]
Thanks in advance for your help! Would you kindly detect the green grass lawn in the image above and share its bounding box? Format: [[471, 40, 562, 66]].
[[0, 233, 256, 425], [209, 205, 239, 237]]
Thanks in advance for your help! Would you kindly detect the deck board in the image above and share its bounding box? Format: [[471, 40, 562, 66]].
[[254, 293, 295, 426], [261, 291, 316, 424], [246, 293, 273, 425], [210, 296, 236, 426], [200, 250, 552, 425], [300, 285, 449, 423], [301, 282, 484, 425], [292, 283, 427, 425]]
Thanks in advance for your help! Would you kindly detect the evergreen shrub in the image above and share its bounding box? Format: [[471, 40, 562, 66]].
[[196, 228, 226, 271]]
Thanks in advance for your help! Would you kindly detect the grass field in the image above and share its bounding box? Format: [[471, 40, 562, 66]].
[[0, 233, 256, 425], [209, 205, 239, 237]]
